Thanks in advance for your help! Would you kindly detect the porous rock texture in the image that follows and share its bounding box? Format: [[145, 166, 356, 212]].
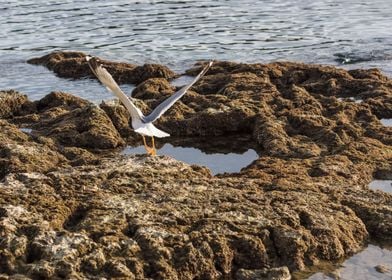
[[0, 52, 391, 279], [27, 51, 176, 84]]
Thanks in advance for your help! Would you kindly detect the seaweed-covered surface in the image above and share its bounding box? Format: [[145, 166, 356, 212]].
[[0, 52, 391, 279]]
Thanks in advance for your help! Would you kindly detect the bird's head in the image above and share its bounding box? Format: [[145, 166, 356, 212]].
[[85, 55, 101, 73], [85, 55, 100, 63]]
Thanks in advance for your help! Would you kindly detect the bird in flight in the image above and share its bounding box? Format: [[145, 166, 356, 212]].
[[86, 56, 213, 155]]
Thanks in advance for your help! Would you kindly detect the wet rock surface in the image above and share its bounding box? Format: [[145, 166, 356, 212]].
[[27, 51, 177, 84], [5, 91, 124, 150], [0, 56, 391, 279], [0, 120, 69, 179], [0, 90, 34, 119]]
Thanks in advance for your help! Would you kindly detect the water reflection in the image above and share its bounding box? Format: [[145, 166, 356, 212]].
[[170, 75, 195, 87], [369, 180, 392, 194], [302, 245, 392, 280], [19, 128, 32, 134], [337, 97, 363, 103], [121, 143, 259, 175], [380, 119, 392, 127]]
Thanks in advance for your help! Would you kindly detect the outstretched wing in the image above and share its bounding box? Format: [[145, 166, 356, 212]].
[[143, 61, 213, 123], [86, 56, 145, 121]]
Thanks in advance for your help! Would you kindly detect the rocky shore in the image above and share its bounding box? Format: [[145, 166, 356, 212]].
[[0, 51, 391, 279]]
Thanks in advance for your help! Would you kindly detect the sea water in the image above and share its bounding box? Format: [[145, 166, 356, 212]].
[[0, 0, 391, 101]]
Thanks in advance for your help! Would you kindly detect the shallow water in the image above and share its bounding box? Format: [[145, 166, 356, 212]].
[[380, 119, 392, 127], [170, 75, 195, 88], [0, 58, 135, 102], [121, 143, 259, 175], [369, 180, 392, 194], [0, 0, 391, 101], [337, 97, 363, 104], [304, 245, 392, 280], [19, 127, 32, 134]]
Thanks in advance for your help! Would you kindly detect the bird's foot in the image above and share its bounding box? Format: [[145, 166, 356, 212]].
[[145, 146, 156, 156], [142, 136, 157, 156]]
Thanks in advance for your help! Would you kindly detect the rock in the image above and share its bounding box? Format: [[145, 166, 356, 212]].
[[33, 105, 124, 149], [0, 155, 386, 279], [60, 147, 99, 166], [374, 264, 390, 274], [0, 90, 34, 118], [326, 269, 341, 280], [27, 51, 176, 84], [26, 54, 392, 149], [101, 60, 392, 152], [159, 106, 256, 137], [130, 64, 177, 85], [104, 260, 135, 278], [100, 100, 134, 138], [236, 267, 291, 280], [132, 77, 176, 100], [36, 91, 90, 111], [0, 120, 68, 179], [27, 51, 92, 79], [348, 68, 389, 81], [341, 189, 392, 241], [8, 92, 125, 149], [1, 58, 392, 279]]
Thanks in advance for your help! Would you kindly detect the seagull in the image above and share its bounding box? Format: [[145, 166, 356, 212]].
[[86, 55, 213, 155]]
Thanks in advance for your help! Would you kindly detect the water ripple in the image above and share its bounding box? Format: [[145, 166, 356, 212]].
[[0, 0, 391, 101]]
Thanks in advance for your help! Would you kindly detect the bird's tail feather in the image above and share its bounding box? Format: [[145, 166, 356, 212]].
[[134, 124, 170, 138]]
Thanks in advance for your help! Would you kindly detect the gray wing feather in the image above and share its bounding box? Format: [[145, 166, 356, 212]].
[[86, 56, 145, 121], [143, 61, 213, 123]]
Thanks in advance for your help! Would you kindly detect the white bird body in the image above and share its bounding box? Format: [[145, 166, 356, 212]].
[[105, 83, 169, 137], [134, 122, 169, 137], [86, 55, 213, 154]]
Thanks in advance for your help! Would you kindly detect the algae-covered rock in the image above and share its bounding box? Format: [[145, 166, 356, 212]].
[[0, 90, 34, 118], [0, 56, 391, 279], [27, 51, 176, 84], [0, 152, 390, 278], [33, 105, 124, 149], [0, 120, 68, 179]]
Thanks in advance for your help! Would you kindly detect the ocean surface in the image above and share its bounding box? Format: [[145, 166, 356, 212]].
[[0, 0, 391, 101]]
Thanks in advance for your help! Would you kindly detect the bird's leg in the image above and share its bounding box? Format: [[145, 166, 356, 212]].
[[142, 135, 153, 155], [151, 136, 157, 156]]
